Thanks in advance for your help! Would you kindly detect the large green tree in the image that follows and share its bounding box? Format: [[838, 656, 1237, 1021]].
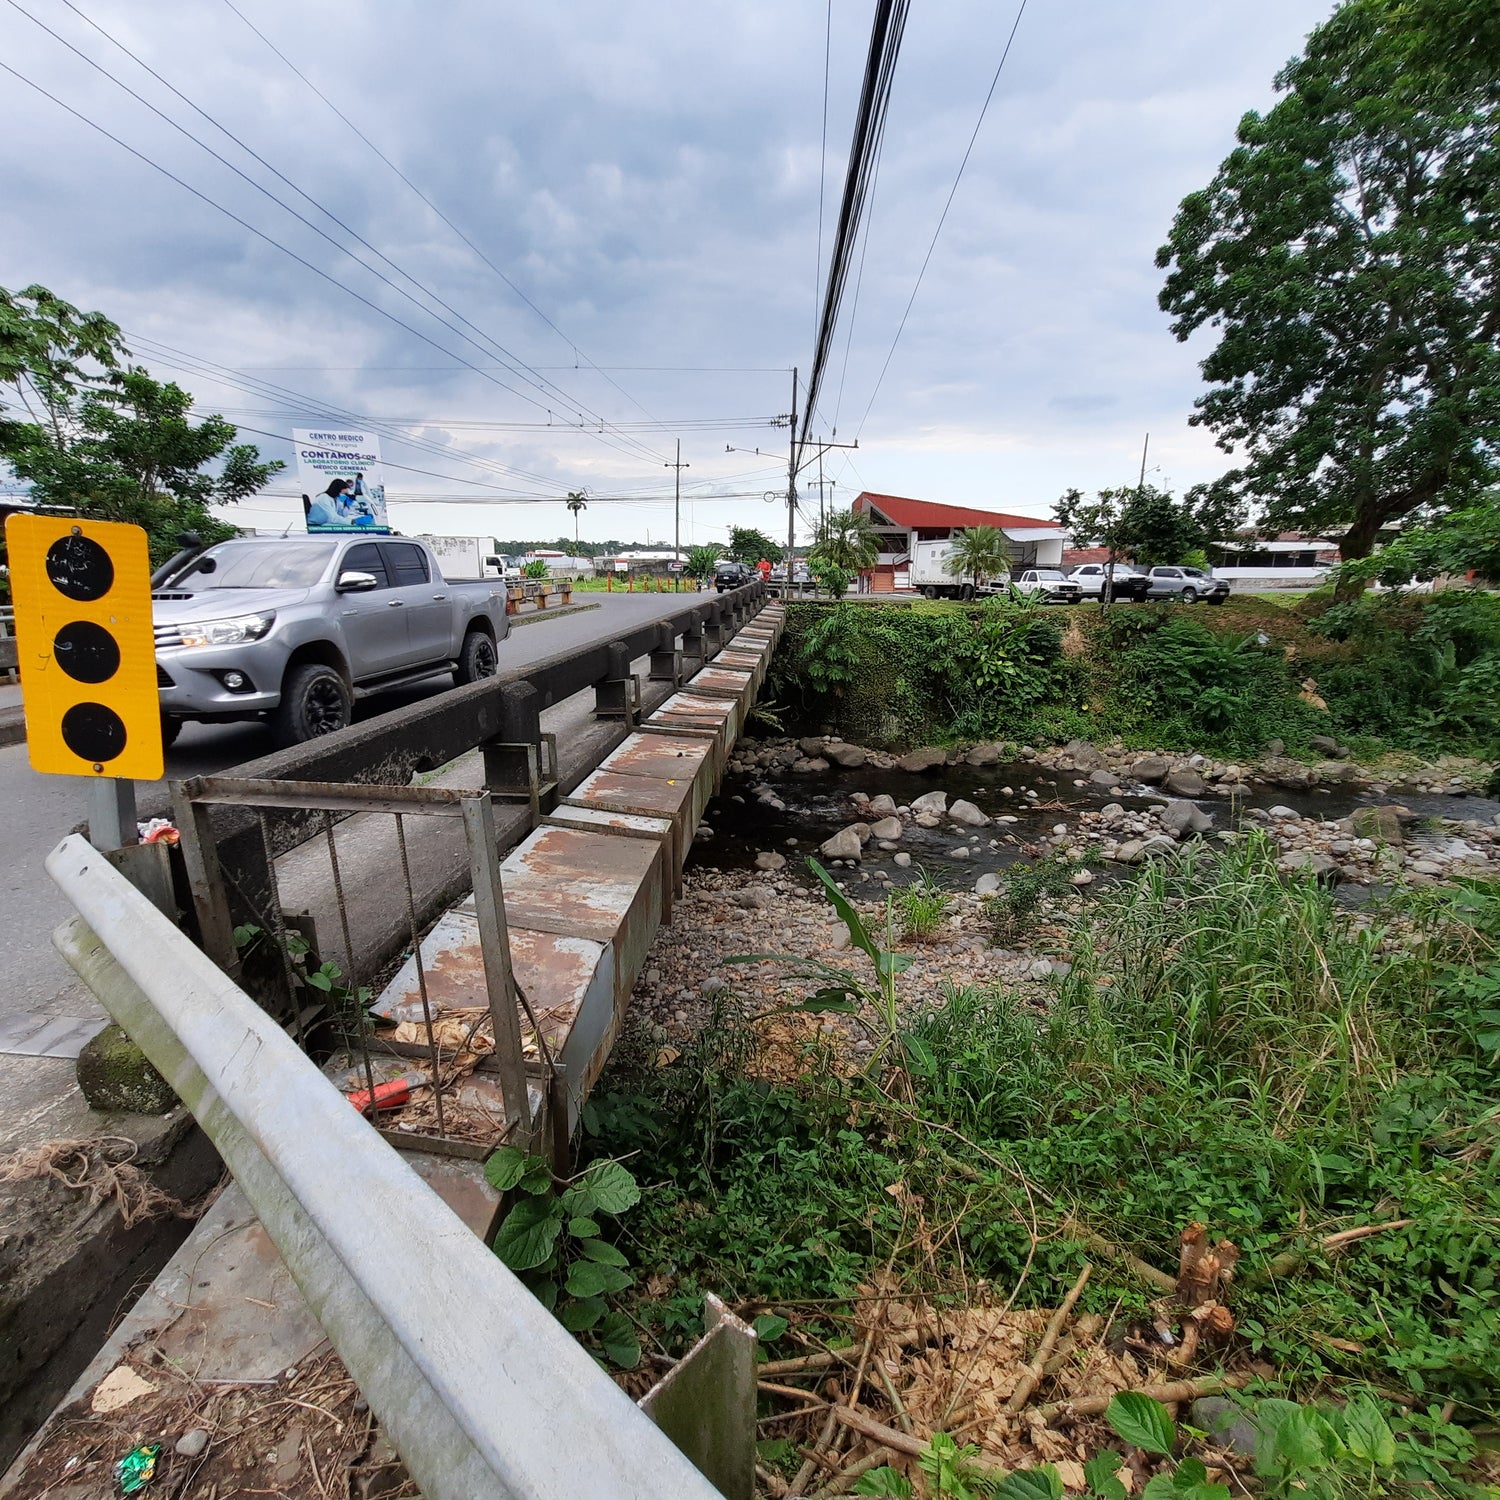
[[1056, 483, 1219, 566], [809, 507, 880, 572], [724, 525, 783, 564], [1157, 0, 1500, 559], [1, 283, 281, 562]]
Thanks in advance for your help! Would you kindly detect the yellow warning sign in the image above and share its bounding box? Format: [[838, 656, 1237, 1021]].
[[5, 515, 163, 780]]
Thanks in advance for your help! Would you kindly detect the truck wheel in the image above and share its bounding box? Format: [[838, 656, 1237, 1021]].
[[455, 627, 498, 685], [960, 583, 975, 601], [161, 713, 181, 749], [922, 586, 936, 600], [273, 663, 351, 747], [1180, 586, 1198, 603]]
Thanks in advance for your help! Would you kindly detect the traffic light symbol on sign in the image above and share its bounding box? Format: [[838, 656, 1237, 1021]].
[[5, 515, 163, 780]]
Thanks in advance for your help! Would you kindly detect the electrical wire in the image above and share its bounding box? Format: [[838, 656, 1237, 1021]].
[[219, 0, 668, 432], [797, 0, 910, 463], [48, 0, 665, 465], [813, 0, 831, 349], [855, 0, 1029, 438]]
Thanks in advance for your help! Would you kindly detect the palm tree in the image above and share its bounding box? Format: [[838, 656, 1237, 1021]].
[[809, 507, 880, 573], [565, 490, 588, 547], [685, 543, 722, 584], [946, 526, 1009, 596]]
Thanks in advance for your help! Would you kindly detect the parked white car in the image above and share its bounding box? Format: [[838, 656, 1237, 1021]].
[[1010, 568, 1083, 604]]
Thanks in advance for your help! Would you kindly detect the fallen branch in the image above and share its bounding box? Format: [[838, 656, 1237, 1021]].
[[811, 1444, 895, 1498], [1038, 1372, 1252, 1420], [760, 1380, 831, 1405], [1250, 1220, 1414, 1285], [1002, 1262, 1093, 1415], [831, 1409, 1009, 1477], [1061, 1216, 1176, 1294]]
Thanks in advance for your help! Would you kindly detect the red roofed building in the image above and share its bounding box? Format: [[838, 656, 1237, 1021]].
[[851, 492, 1066, 591]]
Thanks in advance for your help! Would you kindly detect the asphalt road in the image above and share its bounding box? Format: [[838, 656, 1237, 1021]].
[[0, 590, 703, 1042]]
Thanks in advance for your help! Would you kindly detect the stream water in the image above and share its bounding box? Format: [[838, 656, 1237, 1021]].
[[688, 759, 1500, 894]]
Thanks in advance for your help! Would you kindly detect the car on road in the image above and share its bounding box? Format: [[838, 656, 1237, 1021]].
[[1066, 563, 1152, 603], [153, 535, 511, 748], [1010, 568, 1083, 604], [1143, 565, 1231, 604], [713, 560, 755, 591]]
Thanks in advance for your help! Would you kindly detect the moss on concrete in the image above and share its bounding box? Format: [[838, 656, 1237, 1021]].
[[75, 1026, 177, 1115]]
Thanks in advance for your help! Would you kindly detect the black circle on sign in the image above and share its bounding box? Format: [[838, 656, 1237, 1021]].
[[45, 534, 114, 601], [61, 702, 127, 763], [53, 620, 121, 684]]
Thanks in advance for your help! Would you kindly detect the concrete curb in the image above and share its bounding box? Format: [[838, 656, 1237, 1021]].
[[0, 709, 24, 749]]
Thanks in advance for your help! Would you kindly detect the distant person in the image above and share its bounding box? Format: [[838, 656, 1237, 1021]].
[[756, 557, 772, 582]]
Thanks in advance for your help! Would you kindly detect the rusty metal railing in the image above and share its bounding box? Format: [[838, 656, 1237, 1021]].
[[171, 776, 550, 1161]]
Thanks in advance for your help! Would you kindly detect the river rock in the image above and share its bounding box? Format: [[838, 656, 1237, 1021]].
[[1164, 767, 1208, 797], [866, 794, 898, 817], [1070, 868, 1094, 886], [1310, 735, 1349, 758], [1159, 800, 1212, 838], [868, 816, 903, 841], [915, 813, 943, 829], [1267, 805, 1299, 819], [950, 845, 971, 860], [974, 872, 1001, 895], [1282, 849, 1341, 882], [1265, 756, 1316, 788], [1316, 760, 1358, 783], [949, 799, 988, 827], [754, 851, 786, 872], [893, 851, 911, 867], [791, 756, 828, 774], [824, 742, 868, 769], [175, 1430, 211, 1459], [819, 826, 864, 861], [800, 736, 827, 756], [965, 741, 1005, 767], [897, 746, 949, 773], [911, 790, 949, 816], [1351, 805, 1403, 844], [1062, 738, 1105, 769], [1113, 839, 1145, 864], [1130, 755, 1170, 785], [1263, 738, 1286, 757], [1410, 858, 1444, 875], [1140, 835, 1178, 858], [1088, 769, 1119, 788]]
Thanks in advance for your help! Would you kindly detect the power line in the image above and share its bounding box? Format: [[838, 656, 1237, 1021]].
[[219, 0, 667, 433], [855, 0, 1029, 438], [10, 0, 668, 469], [798, 0, 911, 463], [814, 0, 831, 349]]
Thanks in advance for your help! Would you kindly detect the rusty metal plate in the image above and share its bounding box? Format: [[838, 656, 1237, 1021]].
[[689, 667, 754, 702], [569, 767, 698, 824], [546, 804, 675, 841], [499, 826, 662, 952], [600, 732, 713, 783]]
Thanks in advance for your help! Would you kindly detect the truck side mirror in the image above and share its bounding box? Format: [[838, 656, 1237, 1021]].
[[335, 570, 379, 592]]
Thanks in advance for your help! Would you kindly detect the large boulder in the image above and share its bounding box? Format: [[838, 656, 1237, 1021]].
[[869, 816, 903, 841], [1281, 849, 1342, 883], [819, 826, 864, 861], [1130, 755, 1170, 785], [799, 736, 827, 757], [965, 741, 1005, 767], [1352, 805, 1404, 845], [897, 747, 949, 774], [1062, 739, 1105, 770], [76, 1024, 177, 1114], [949, 799, 989, 827], [1310, 735, 1350, 759], [867, 794, 899, 818], [1088, 769, 1119, 788], [911, 790, 949, 816], [1159, 800, 1212, 839], [1315, 760, 1358, 783], [824, 742, 868, 769], [1164, 767, 1208, 798], [790, 756, 829, 775]]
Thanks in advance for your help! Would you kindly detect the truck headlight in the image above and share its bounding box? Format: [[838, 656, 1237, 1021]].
[[177, 613, 275, 648]]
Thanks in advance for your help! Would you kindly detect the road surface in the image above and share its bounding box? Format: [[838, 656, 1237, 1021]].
[[0, 591, 705, 1142]]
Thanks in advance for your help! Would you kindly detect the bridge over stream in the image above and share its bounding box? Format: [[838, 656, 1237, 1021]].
[[5, 582, 780, 1500]]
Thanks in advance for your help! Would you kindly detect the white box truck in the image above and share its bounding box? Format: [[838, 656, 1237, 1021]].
[[908, 539, 1009, 600]]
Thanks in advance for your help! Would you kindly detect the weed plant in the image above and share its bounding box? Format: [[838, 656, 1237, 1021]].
[[584, 836, 1500, 1475], [981, 854, 1084, 946], [893, 868, 950, 940]]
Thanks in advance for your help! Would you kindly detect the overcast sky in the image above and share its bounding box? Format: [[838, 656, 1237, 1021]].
[[1, 0, 1333, 546]]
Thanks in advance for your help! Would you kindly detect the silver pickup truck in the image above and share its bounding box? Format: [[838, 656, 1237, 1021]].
[[153, 535, 511, 746]]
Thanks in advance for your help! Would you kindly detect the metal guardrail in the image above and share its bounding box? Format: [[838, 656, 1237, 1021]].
[[47, 833, 722, 1500]]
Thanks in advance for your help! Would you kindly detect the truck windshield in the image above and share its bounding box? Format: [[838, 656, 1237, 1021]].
[[174, 540, 339, 590], [1033, 569, 1066, 581]]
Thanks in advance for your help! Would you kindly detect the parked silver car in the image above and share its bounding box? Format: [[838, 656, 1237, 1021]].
[[1143, 566, 1230, 604], [154, 535, 511, 747]]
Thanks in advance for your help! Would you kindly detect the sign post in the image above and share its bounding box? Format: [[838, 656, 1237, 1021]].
[[4, 515, 162, 848]]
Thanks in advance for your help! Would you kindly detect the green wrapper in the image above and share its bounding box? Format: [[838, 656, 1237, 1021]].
[[114, 1442, 162, 1494]]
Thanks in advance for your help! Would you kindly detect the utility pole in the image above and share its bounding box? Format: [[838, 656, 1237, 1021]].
[[665, 438, 689, 591], [1138, 432, 1150, 490], [817, 445, 826, 530], [786, 366, 798, 591]]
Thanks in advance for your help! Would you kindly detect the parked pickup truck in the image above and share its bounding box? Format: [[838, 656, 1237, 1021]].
[[1010, 568, 1083, 604], [1143, 565, 1230, 604], [153, 535, 511, 747], [1066, 563, 1152, 603]]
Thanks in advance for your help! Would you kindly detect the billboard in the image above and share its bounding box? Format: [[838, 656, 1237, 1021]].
[[293, 427, 390, 532]]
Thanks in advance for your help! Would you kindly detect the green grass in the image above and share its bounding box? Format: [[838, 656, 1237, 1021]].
[[892, 868, 950, 940], [584, 837, 1500, 1464]]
